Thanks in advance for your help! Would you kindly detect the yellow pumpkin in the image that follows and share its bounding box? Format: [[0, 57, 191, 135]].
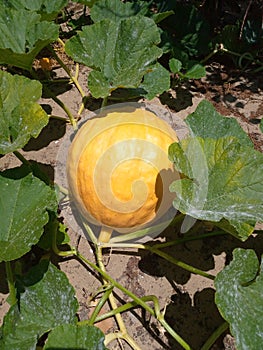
[[67, 105, 179, 238]]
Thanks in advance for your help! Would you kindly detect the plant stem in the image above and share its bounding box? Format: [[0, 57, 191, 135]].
[[101, 240, 215, 280], [47, 91, 77, 130], [87, 285, 114, 325], [5, 261, 17, 306], [98, 226, 113, 243], [76, 251, 191, 350], [30, 68, 77, 129], [49, 44, 86, 99], [101, 96, 108, 108], [96, 245, 140, 349], [13, 150, 31, 167], [152, 230, 226, 250], [146, 246, 215, 280], [49, 114, 69, 122], [51, 215, 76, 257], [201, 322, 229, 350]]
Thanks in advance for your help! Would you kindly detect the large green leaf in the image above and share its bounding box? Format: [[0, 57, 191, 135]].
[[65, 17, 162, 98], [90, 0, 172, 24], [0, 168, 57, 261], [90, 0, 148, 22], [215, 248, 263, 350], [0, 0, 68, 21], [0, 261, 78, 350], [169, 136, 263, 240], [185, 100, 253, 147], [0, 71, 49, 154], [44, 324, 106, 350], [0, 8, 59, 70], [139, 63, 170, 100]]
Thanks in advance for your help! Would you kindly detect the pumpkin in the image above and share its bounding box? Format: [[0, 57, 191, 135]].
[[67, 105, 179, 241]]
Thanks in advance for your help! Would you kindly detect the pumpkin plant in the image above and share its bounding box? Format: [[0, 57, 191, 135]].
[[0, 1, 263, 349]]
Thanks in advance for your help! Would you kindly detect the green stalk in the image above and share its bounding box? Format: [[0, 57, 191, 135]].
[[90, 295, 160, 323], [146, 246, 215, 280], [101, 239, 216, 280], [152, 231, 226, 250], [47, 91, 77, 130], [76, 251, 191, 350], [101, 96, 108, 108], [49, 44, 86, 99], [13, 150, 31, 167], [30, 68, 77, 129], [96, 245, 141, 349], [201, 322, 229, 350], [5, 261, 17, 306], [87, 285, 114, 325], [51, 215, 76, 257]]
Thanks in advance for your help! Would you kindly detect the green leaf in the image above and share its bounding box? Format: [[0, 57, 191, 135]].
[[0, 71, 49, 154], [169, 137, 263, 240], [38, 212, 70, 251], [169, 3, 211, 57], [90, 0, 148, 23], [0, 169, 57, 261], [169, 58, 182, 73], [185, 100, 253, 147], [0, 261, 78, 350], [0, 0, 68, 21], [65, 17, 162, 98], [183, 64, 206, 79], [91, 0, 172, 24], [72, 0, 99, 6], [44, 324, 107, 350], [140, 63, 170, 100], [0, 8, 59, 70], [215, 248, 263, 350], [260, 119, 263, 133], [152, 10, 174, 24]]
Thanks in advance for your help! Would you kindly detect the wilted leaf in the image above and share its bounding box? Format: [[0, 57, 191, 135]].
[[215, 248, 263, 350], [65, 17, 162, 98], [0, 168, 57, 261], [0, 8, 59, 70], [44, 324, 107, 350], [169, 136, 263, 240], [0, 261, 78, 350], [185, 100, 253, 147], [140, 63, 170, 100], [0, 71, 49, 154]]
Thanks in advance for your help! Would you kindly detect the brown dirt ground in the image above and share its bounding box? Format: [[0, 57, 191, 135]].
[[0, 56, 262, 350]]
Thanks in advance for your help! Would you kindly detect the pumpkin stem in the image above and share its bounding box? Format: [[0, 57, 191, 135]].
[[98, 226, 113, 243]]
